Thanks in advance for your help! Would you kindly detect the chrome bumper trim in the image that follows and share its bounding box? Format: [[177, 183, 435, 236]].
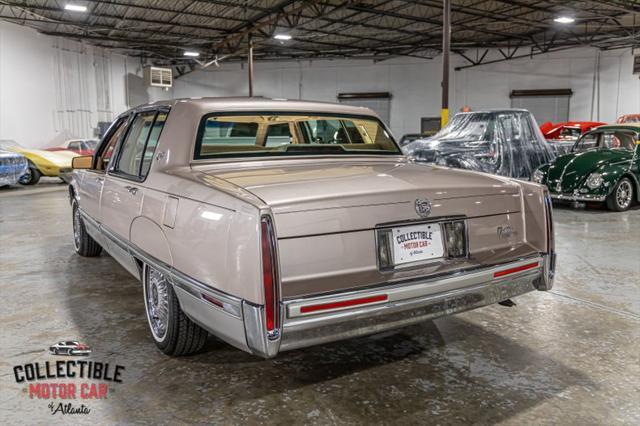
[[242, 302, 282, 358], [286, 256, 544, 319], [550, 193, 606, 202], [280, 255, 550, 352]]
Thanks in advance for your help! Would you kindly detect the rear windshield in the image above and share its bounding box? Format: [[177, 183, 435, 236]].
[[194, 113, 400, 159]]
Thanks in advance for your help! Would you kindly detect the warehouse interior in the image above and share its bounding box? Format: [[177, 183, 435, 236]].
[[0, 1, 639, 424]]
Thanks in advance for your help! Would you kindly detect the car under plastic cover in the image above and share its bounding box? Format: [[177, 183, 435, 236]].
[[0, 150, 28, 187], [403, 110, 556, 179]]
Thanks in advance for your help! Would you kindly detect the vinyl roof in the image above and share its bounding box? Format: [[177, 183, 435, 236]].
[[1, 1, 638, 73]]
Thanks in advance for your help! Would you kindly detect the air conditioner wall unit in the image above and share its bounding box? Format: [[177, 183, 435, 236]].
[[144, 66, 172, 88]]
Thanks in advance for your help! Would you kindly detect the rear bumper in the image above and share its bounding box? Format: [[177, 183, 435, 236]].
[[279, 255, 552, 352], [172, 253, 554, 359]]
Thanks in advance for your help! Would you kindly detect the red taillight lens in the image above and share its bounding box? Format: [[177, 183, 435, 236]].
[[300, 294, 388, 314], [493, 261, 539, 278], [261, 216, 279, 335]]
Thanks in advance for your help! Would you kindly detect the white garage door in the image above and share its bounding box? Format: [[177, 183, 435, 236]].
[[510, 89, 572, 124]]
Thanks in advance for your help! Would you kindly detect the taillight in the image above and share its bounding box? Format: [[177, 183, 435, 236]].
[[260, 215, 279, 337]]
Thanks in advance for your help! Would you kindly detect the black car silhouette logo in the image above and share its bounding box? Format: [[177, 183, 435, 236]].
[[49, 341, 91, 356]]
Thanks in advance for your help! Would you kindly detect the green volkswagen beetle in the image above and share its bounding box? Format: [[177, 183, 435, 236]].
[[533, 124, 639, 211]]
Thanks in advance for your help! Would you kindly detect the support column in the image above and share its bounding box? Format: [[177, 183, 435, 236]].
[[248, 37, 254, 97], [441, 0, 451, 128]]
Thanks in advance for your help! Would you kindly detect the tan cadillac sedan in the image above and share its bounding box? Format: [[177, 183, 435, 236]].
[[69, 98, 556, 358]]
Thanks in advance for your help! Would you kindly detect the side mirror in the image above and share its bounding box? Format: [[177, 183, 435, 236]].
[[72, 155, 93, 169]]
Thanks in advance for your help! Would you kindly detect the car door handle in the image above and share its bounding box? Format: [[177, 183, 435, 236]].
[[124, 185, 139, 195], [95, 177, 104, 183]]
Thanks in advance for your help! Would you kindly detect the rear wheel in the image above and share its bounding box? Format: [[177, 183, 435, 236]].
[[143, 264, 207, 356], [19, 166, 41, 185], [606, 178, 634, 212], [72, 199, 102, 256]]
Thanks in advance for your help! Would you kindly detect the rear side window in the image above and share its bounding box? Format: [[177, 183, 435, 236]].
[[141, 112, 167, 176], [115, 111, 156, 176], [602, 131, 636, 151], [114, 110, 167, 179]]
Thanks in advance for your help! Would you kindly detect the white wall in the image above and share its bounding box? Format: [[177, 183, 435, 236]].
[[1, 20, 639, 147], [172, 47, 639, 137], [0, 21, 141, 148], [453, 48, 639, 125]]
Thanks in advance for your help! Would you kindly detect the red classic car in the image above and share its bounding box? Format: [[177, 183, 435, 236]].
[[46, 139, 98, 156], [616, 114, 640, 124], [540, 121, 606, 141]]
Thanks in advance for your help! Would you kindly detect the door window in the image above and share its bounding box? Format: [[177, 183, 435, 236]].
[[96, 117, 129, 171], [574, 133, 599, 152], [113, 110, 167, 179], [115, 112, 156, 176]]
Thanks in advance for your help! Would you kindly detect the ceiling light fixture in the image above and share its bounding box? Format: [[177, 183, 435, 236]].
[[64, 4, 87, 12], [274, 34, 292, 41], [554, 16, 575, 24], [184, 51, 200, 57]]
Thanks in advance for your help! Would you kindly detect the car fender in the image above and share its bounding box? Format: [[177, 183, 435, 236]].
[[595, 161, 635, 197], [68, 175, 82, 205], [534, 163, 551, 183], [130, 216, 173, 268], [24, 155, 53, 173]]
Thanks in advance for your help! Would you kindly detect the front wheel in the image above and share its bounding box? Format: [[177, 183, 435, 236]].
[[606, 178, 634, 212], [143, 264, 207, 356], [72, 199, 102, 256]]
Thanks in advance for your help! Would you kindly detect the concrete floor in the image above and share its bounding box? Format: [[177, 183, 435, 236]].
[[1, 185, 638, 425]]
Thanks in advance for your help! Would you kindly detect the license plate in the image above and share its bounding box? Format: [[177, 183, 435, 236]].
[[391, 223, 444, 266]]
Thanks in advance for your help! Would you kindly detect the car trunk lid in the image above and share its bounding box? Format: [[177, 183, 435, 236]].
[[195, 158, 522, 237]]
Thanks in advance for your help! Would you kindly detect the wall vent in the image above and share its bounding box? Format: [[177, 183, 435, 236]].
[[144, 67, 172, 88]]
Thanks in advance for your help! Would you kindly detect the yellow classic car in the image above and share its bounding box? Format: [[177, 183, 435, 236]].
[[0, 140, 76, 185]]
